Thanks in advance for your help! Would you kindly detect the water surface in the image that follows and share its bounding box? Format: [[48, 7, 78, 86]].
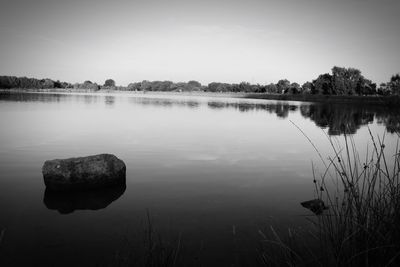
[[0, 92, 398, 266]]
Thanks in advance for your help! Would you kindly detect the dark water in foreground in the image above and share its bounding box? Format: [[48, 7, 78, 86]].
[[0, 92, 398, 266]]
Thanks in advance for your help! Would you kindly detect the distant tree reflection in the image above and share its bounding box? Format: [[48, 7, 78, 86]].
[[376, 111, 400, 134], [206, 100, 398, 135], [104, 96, 115, 106], [299, 104, 374, 135], [300, 103, 398, 135], [207, 101, 297, 118], [1, 93, 398, 135]]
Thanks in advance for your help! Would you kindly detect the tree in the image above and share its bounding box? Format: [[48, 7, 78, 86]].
[[313, 74, 333, 95], [286, 83, 301, 94], [185, 81, 202, 91], [276, 79, 291, 94], [207, 82, 231, 92], [356, 78, 376, 95], [127, 82, 141, 91], [104, 79, 116, 87], [74, 80, 100, 90], [389, 74, 400, 95], [331, 66, 374, 95], [265, 83, 278, 93], [0, 76, 63, 89], [332, 66, 348, 94], [188, 80, 201, 88], [239, 82, 253, 92], [42, 79, 55, 89], [301, 82, 313, 94], [140, 80, 152, 91]]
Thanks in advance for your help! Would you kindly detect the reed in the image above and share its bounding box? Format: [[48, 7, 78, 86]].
[[316, 129, 400, 266], [0, 228, 4, 245], [259, 127, 400, 266], [110, 210, 181, 267]]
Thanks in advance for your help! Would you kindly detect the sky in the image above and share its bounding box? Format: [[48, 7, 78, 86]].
[[0, 0, 399, 86]]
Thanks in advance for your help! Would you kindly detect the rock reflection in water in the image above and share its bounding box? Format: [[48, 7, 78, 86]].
[[43, 185, 126, 214]]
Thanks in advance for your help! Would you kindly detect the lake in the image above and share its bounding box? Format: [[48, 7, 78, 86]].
[[0, 92, 398, 266]]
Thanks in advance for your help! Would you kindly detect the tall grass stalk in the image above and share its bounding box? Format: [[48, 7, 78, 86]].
[[314, 128, 400, 266], [260, 126, 400, 266], [110, 210, 181, 267], [0, 228, 4, 245]]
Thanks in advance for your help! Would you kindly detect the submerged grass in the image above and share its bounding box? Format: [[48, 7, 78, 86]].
[[110, 210, 181, 267], [259, 126, 400, 267], [0, 228, 4, 245]]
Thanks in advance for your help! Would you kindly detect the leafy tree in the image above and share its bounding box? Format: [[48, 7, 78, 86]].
[[313, 74, 334, 95], [73, 80, 100, 90], [301, 82, 313, 94], [188, 80, 201, 88], [389, 74, 400, 95], [238, 82, 253, 93], [331, 66, 375, 95], [0, 76, 66, 89], [127, 82, 141, 91], [254, 84, 266, 93], [207, 82, 232, 92], [171, 82, 188, 92], [356, 78, 376, 95], [331, 66, 349, 94], [265, 83, 278, 93], [42, 79, 55, 88], [184, 81, 202, 91], [276, 79, 290, 94], [286, 82, 301, 94], [140, 80, 152, 91], [228, 84, 240, 93], [104, 79, 116, 87]]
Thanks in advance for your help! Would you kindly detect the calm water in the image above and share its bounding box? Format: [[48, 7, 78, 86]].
[[0, 92, 398, 266]]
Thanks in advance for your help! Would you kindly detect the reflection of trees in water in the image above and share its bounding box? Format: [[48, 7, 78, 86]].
[[299, 104, 374, 135], [0, 92, 102, 104], [130, 99, 399, 134], [83, 95, 100, 105], [376, 112, 400, 134], [2, 93, 399, 135], [206, 101, 399, 135], [0, 92, 64, 103], [207, 101, 298, 118], [104, 96, 115, 106], [300, 104, 399, 135], [128, 97, 200, 109]]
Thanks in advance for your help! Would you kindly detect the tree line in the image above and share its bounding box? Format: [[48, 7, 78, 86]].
[[1, 66, 399, 95]]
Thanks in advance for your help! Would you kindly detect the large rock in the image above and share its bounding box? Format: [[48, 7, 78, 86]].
[[300, 199, 328, 215], [42, 154, 126, 191]]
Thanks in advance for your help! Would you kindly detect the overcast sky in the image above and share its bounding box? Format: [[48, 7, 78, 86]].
[[0, 0, 399, 85]]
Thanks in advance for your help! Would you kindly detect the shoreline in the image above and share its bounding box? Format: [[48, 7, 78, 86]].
[[0, 88, 247, 99], [1, 88, 399, 106]]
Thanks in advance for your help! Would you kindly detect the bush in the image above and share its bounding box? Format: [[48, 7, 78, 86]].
[[104, 79, 116, 87]]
